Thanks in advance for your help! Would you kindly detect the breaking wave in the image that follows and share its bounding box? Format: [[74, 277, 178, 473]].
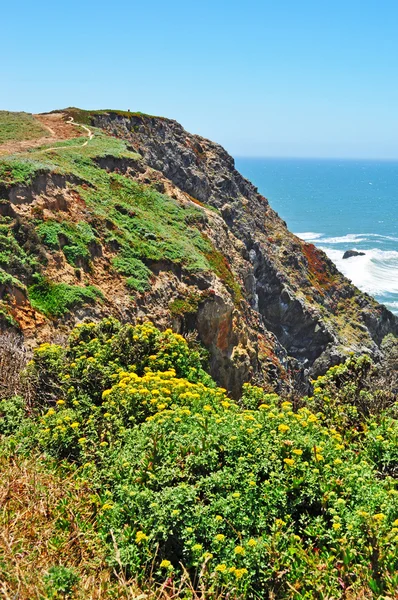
[[295, 232, 398, 315]]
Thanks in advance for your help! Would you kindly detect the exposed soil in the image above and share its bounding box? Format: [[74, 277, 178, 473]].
[[0, 113, 85, 156]]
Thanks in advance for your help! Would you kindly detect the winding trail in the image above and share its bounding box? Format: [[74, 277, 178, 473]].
[[39, 116, 93, 153], [0, 113, 93, 156]]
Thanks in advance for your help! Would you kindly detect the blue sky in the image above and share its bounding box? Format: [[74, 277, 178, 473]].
[[3, 0, 398, 158]]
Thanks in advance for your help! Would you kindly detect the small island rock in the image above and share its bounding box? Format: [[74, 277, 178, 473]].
[[343, 249, 366, 259]]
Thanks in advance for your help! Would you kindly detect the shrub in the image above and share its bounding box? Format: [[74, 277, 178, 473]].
[[28, 276, 103, 317], [0, 396, 25, 435], [6, 324, 398, 597], [43, 565, 79, 598]]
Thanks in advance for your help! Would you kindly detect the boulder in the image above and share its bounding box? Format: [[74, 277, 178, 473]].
[[343, 249, 366, 259]]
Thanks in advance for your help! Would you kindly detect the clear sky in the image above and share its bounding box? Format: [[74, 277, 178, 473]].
[[3, 0, 398, 158]]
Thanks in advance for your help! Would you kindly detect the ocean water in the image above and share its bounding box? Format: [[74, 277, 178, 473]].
[[235, 157, 398, 315]]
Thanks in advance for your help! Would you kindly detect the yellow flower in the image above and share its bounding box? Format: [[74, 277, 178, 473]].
[[78, 437, 87, 444], [373, 513, 385, 522], [249, 480, 256, 486], [192, 544, 203, 552], [334, 458, 343, 465], [135, 531, 149, 544], [284, 458, 295, 466], [332, 523, 341, 530], [215, 534, 225, 542], [278, 424, 290, 433], [232, 492, 240, 498], [203, 405, 213, 412], [56, 399, 65, 406], [234, 545, 245, 555], [100, 441, 108, 447], [235, 568, 248, 579], [215, 563, 227, 573], [315, 454, 324, 462], [393, 519, 398, 527], [292, 449, 303, 456], [160, 559, 172, 569], [247, 538, 257, 547], [215, 515, 223, 522], [70, 422, 80, 429], [275, 519, 286, 528]]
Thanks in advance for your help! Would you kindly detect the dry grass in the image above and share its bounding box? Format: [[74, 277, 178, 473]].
[[0, 453, 226, 600], [0, 454, 141, 599], [0, 332, 28, 400]]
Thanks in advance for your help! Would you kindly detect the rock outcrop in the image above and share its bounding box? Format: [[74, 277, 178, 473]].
[[343, 249, 366, 259], [85, 111, 397, 382]]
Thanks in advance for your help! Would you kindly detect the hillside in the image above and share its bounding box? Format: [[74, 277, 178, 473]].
[[1, 109, 398, 599], [0, 109, 396, 396]]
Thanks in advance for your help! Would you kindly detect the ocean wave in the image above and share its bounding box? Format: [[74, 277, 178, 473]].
[[384, 301, 398, 311], [295, 232, 323, 241], [295, 232, 398, 244], [321, 247, 398, 297]]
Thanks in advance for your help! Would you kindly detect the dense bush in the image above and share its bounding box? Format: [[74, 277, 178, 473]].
[[3, 319, 398, 598]]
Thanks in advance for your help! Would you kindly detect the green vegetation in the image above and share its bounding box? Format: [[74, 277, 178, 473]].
[[0, 111, 49, 144], [2, 320, 398, 598], [0, 131, 236, 309], [0, 218, 39, 280], [63, 107, 159, 126], [202, 236, 242, 304], [0, 156, 51, 187], [28, 276, 103, 317], [36, 221, 97, 267], [169, 290, 215, 316]]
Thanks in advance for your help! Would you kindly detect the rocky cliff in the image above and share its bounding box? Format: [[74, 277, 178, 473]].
[[0, 108, 396, 396]]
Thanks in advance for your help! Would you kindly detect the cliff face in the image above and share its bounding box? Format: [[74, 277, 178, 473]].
[[0, 108, 396, 397], [88, 111, 397, 374]]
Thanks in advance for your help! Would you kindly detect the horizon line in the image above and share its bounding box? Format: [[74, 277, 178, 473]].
[[233, 154, 398, 162]]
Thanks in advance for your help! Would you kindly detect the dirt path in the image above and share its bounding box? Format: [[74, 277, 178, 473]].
[[39, 117, 93, 153], [0, 113, 93, 156]]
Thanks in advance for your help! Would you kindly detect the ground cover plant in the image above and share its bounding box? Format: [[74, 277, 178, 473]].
[[0, 111, 49, 145], [1, 319, 398, 598]]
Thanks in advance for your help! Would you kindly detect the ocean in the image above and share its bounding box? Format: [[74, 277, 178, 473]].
[[235, 157, 398, 315]]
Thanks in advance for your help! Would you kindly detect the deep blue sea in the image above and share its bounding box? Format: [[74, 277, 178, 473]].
[[235, 158, 398, 315]]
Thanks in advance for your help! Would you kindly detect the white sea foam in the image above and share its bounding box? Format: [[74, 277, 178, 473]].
[[295, 232, 323, 241], [384, 301, 398, 311], [295, 232, 398, 244], [321, 234, 368, 244], [294, 231, 398, 313], [321, 247, 398, 297]]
